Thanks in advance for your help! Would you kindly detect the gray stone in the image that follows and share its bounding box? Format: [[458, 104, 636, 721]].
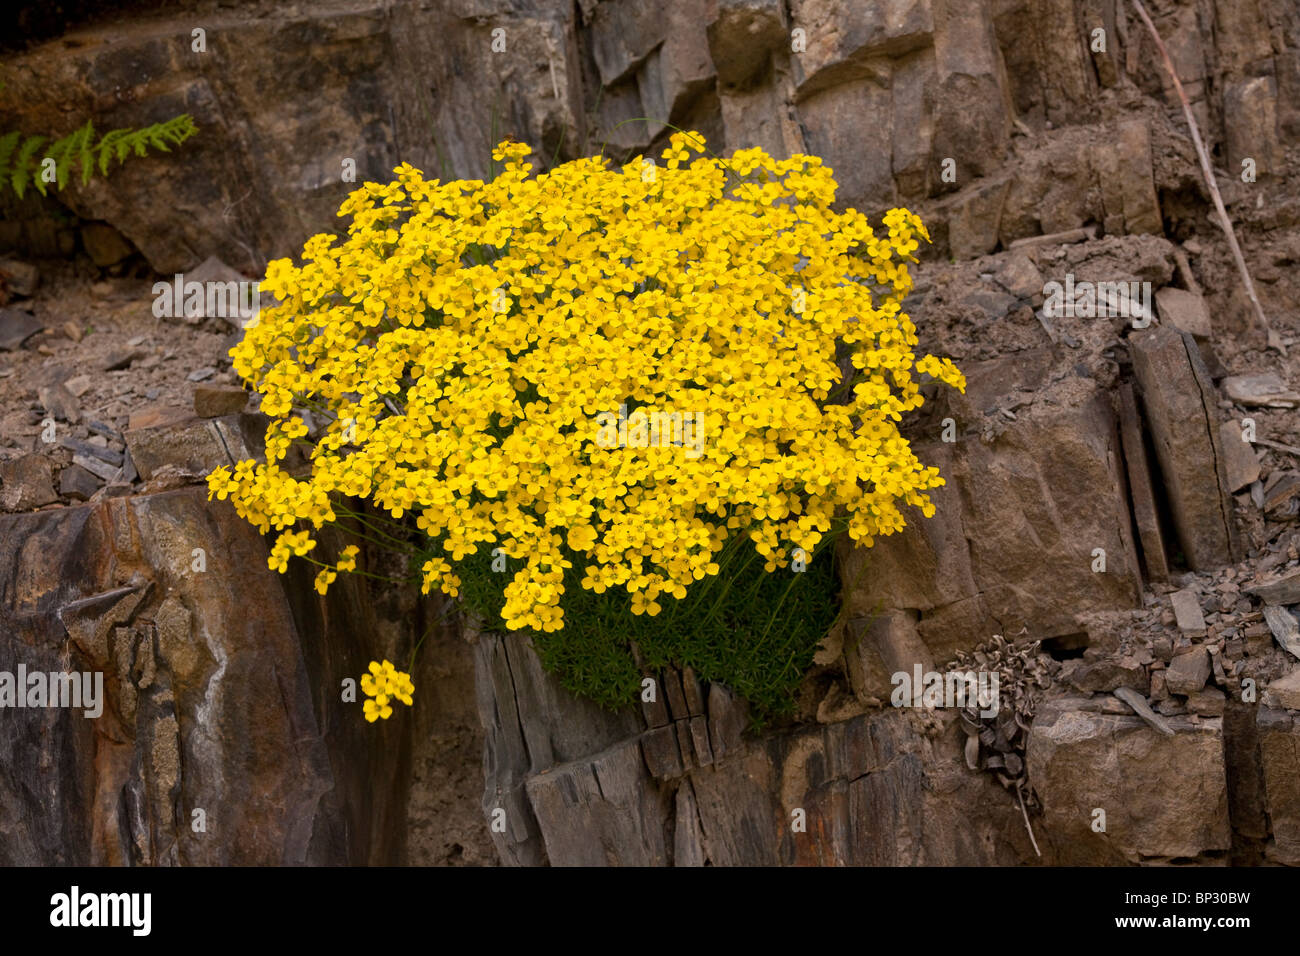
[[0, 309, 43, 351], [1249, 570, 1300, 606], [58, 463, 102, 501], [1262, 605, 1300, 660], [72, 453, 120, 483], [1223, 373, 1300, 408], [524, 739, 669, 866]]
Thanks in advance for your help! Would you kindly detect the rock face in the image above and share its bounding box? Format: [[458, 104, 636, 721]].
[[1, 0, 1298, 869], [0, 488, 454, 865], [1130, 326, 1238, 570], [1027, 698, 1231, 864], [1258, 709, 1300, 865], [476, 630, 1038, 866], [837, 355, 1142, 662], [3, 0, 1294, 273]]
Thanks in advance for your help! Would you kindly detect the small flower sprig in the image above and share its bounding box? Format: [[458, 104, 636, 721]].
[[360, 659, 414, 722]]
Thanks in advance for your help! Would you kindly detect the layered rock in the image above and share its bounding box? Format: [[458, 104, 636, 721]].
[[0, 487, 467, 865], [475, 630, 1038, 866]]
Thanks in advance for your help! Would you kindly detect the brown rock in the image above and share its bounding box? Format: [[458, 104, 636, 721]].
[[1265, 671, 1300, 711], [706, 0, 786, 89], [844, 609, 932, 703], [1118, 384, 1169, 581], [707, 682, 746, 760], [1264, 473, 1300, 513], [0, 488, 414, 864], [1155, 287, 1212, 338], [193, 384, 249, 418], [993, 251, 1044, 301], [1186, 686, 1226, 717], [640, 724, 684, 779], [0, 258, 39, 298], [0, 455, 59, 511], [1166, 647, 1211, 695], [124, 414, 257, 481], [688, 715, 713, 766], [662, 667, 690, 721], [1170, 589, 1207, 636], [1027, 699, 1230, 863], [80, 222, 134, 267], [128, 404, 190, 432], [1224, 76, 1282, 179], [1067, 658, 1147, 694], [0, 309, 43, 351], [681, 665, 706, 716], [1129, 325, 1236, 569], [1219, 420, 1261, 492], [1257, 710, 1300, 865]]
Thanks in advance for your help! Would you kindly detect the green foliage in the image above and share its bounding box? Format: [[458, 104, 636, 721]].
[[0, 113, 197, 198], [455, 532, 841, 725]]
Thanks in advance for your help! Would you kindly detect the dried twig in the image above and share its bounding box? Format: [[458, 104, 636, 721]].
[[1130, 0, 1285, 355], [1253, 437, 1300, 458], [1016, 783, 1041, 858]]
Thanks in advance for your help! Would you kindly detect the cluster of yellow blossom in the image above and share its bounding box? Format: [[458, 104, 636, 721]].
[[313, 544, 359, 595], [208, 131, 965, 632], [360, 659, 414, 722]]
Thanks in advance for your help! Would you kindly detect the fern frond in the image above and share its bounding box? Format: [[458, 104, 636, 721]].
[[12, 134, 45, 198], [96, 128, 130, 176], [0, 114, 196, 196], [0, 130, 20, 180]]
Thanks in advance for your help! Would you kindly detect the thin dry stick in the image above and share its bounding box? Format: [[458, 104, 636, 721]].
[[1130, 0, 1285, 356], [1017, 783, 1042, 857]]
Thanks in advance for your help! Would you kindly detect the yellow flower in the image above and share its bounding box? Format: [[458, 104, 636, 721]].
[[359, 659, 414, 720], [212, 134, 964, 640]]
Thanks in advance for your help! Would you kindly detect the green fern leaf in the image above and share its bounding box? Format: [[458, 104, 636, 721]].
[[0, 130, 21, 179], [12, 134, 46, 198], [77, 120, 95, 185], [96, 128, 130, 176]]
